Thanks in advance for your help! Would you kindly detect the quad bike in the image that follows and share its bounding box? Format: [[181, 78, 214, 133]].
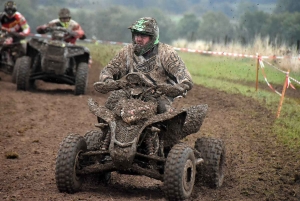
[[16, 26, 90, 95], [0, 29, 26, 83], [55, 72, 226, 200]]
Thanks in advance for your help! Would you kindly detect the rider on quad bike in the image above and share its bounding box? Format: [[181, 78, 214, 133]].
[[15, 8, 90, 95], [99, 17, 193, 113], [55, 17, 226, 201], [0, 1, 30, 81], [0, 1, 30, 45], [36, 8, 85, 44]]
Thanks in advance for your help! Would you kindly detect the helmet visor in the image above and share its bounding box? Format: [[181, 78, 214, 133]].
[[132, 30, 152, 37], [5, 8, 15, 16]]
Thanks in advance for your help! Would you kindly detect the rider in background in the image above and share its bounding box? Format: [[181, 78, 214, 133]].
[[0, 1, 30, 65], [99, 17, 193, 113], [0, 1, 30, 44], [36, 8, 85, 44]]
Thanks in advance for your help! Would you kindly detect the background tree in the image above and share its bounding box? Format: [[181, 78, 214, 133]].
[[238, 11, 270, 42], [274, 0, 300, 13], [235, 0, 258, 18], [7, 0, 300, 48], [176, 13, 200, 41], [197, 12, 234, 43]]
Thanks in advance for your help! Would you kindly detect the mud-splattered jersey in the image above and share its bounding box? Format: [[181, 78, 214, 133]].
[[0, 12, 30, 36], [99, 43, 193, 89]]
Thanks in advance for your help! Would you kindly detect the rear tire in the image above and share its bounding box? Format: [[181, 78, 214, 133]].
[[195, 137, 226, 188], [163, 143, 196, 200], [74, 62, 88, 95], [16, 56, 31, 91], [55, 134, 87, 193]]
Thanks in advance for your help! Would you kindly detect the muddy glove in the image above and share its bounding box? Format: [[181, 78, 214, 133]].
[[36, 25, 50, 34], [156, 83, 189, 98], [94, 79, 119, 94], [44, 26, 52, 32]]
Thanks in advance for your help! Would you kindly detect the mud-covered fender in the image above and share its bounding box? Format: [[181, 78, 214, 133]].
[[88, 98, 115, 122], [67, 45, 88, 57], [182, 104, 208, 137], [68, 45, 90, 64], [139, 109, 187, 132], [138, 104, 208, 148], [27, 38, 45, 52]]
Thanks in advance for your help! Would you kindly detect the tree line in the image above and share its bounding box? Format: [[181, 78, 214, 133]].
[[10, 0, 300, 47]]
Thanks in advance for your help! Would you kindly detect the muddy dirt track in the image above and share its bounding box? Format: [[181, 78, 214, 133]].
[[0, 62, 300, 201]]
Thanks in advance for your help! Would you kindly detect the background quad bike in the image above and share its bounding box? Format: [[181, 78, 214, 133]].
[[15, 27, 90, 95], [0, 30, 26, 83]]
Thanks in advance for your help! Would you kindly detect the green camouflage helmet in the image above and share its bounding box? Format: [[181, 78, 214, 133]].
[[128, 17, 159, 56]]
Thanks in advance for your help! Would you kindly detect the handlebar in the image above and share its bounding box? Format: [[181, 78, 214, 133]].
[[93, 72, 186, 98], [0, 29, 25, 39], [94, 72, 155, 94], [45, 26, 68, 33]]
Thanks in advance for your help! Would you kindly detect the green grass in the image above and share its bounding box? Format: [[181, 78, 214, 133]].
[[180, 52, 300, 149], [81, 42, 123, 67], [85, 43, 300, 149]]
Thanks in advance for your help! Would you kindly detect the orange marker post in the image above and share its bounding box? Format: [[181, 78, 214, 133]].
[[276, 70, 290, 118]]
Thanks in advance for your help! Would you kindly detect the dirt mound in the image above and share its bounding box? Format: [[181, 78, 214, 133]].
[[0, 63, 299, 201]]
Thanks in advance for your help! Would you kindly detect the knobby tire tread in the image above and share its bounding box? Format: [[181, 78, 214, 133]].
[[195, 137, 226, 188], [163, 143, 196, 201], [74, 62, 88, 95], [55, 133, 87, 193]]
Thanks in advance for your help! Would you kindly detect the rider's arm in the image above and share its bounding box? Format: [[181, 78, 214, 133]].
[[14, 12, 30, 36], [36, 24, 48, 34], [70, 21, 84, 39], [160, 43, 193, 90], [1, 12, 30, 36], [99, 46, 130, 82], [36, 20, 57, 34]]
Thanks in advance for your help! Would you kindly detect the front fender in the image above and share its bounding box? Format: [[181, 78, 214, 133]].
[[67, 46, 87, 57], [138, 104, 208, 147], [88, 98, 115, 122]]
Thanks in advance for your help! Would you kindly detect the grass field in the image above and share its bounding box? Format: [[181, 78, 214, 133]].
[[84, 42, 300, 150]]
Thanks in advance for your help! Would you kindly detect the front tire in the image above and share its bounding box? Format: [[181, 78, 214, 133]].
[[195, 137, 226, 188], [55, 133, 87, 193], [16, 56, 31, 91], [74, 62, 89, 95], [163, 143, 196, 200], [12, 57, 21, 83]]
